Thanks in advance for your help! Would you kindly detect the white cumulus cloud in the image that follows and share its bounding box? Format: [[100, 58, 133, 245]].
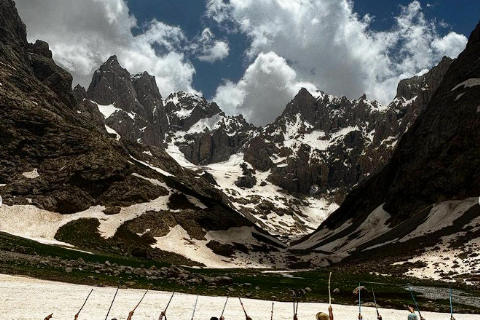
[[192, 28, 230, 63], [15, 0, 200, 96], [214, 52, 318, 125], [208, 0, 468, 125]]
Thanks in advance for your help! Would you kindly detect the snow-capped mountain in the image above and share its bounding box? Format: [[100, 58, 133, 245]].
[[72, 50, 452, 239], [0, 0, 286, 269], [293, 20, 480, 281], [75, 55, 168, 147], [164, 91, 257, 165]]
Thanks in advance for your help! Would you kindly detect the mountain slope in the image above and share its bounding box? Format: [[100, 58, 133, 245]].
[[292, 20, 480, 280], [82, 53, 452, 239], [82, 55, 168, 147], [0, 0, 285, 268]]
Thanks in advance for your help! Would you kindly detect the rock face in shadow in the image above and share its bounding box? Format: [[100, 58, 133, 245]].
[[164, 91, 257, 165], [86, 56, 168, 147], [81, 45, 451, 207], [242, 56, 452, 199], [0, 0, 288, 266], [296, 20, 480, 254]]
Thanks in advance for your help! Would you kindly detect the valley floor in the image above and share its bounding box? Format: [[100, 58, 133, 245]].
[[0, 274, 477, 320]]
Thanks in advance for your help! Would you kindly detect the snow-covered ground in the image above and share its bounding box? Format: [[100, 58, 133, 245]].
[[0, 202, 288, 269], [1, 274, 476, 320], [165, 148, 338, 238]]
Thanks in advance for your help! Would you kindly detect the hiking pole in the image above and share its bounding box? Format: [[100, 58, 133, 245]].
[[271, 302, 274, 320], [296, 298, 299, 319], [408, 286, 424, 320], [130, 290, 148, 314], [291, 290, 297, 320], [293, 297, 295, 319], [449, 284, 455, 320], [159, 291, 175, 320], [358, 282, 362, 320], [328, 272, 332, 306], [74, 289, 93, 320], [220, 296, 229, 319], [238, 297, 250, 320], [191, 295, 199, 320], [372, 286, 381, 320], [105, 287, 119, 320]]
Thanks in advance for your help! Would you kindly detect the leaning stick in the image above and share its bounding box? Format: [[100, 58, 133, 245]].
[[372, 286, 380, 319], [104, 287, 119, 320], [220, 296, 229, 318], [358, 282, 362, 320], [408, 285, 424, 319], [239, 297, 249, 319], [159, 291, 175, 320], [74, 289, 93, 320], [191, 295, 199, 320], [132, 290, 148, 312], [328, 272, 332, 306]]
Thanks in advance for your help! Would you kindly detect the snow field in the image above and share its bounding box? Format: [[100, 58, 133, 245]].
[[0, 274, 476, 320]]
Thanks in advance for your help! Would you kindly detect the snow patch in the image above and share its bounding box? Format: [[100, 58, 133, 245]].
[[452, 78, 480, 91], [22, 169, 39, 179], [105, 125, 120, 141], [165, 143, 196, 168], [153, 225, 285, 268], [400, 198, 478, 242], [185, 195, 207, 209], [0, 189, 173, 244], [95, 103, 121, 118], [188, 114, 222, 134], [1, 274, 473, 320], [130, 156, 174, 177]]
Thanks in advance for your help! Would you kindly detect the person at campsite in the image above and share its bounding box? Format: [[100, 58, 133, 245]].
[[316, 305, 334, 320]]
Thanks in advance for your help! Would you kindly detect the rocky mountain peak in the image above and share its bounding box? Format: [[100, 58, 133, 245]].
[[1, 0, 284, 267], [100, 55, 123, 72], [293, 18, 480, 266], [280, 87, 317, 119], [467, 21, 480, 47], [131, 71, 163, 113], [0, 0, 27, 54], [28, 40, 52, 59], [165, 91, 222, 131], [85, 56, 168, 146], [73, 84, 87, 101]]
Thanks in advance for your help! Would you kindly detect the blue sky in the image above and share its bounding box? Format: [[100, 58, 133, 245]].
[[16, 0, 480, 125], [126, 0, 479, 100], [127, 0, 250, 99]]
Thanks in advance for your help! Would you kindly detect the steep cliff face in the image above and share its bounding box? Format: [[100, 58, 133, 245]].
[[0, 0, 284, 267], [86, 56, 168, 147], [292, 21, 480, 273], [242, 56, 452, 200], [165, 91, 258, 165], [392, 56, 454, 135]]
